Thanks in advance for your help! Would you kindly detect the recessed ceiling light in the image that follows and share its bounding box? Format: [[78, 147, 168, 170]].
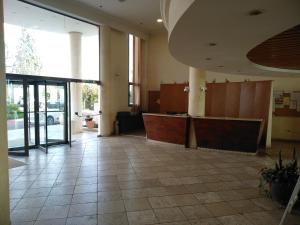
[[156, 18, 163, 23], [205, 57, 212, 61], [209, 43, 217, 46], [248, 9, 264, 16], [218, 65, 224, 68]]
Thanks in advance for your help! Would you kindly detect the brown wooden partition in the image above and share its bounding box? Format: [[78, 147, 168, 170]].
[[143, 113, 189, 146], [193, 117, 264, 153], [160, 83, 188, 114], [205, 80, 272, 146], [148, 91, 160, 113]]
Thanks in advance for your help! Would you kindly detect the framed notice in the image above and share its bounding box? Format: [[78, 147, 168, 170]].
[[273, 90, 300, 117]]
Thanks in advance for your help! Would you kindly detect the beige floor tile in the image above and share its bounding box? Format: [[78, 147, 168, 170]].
[[185, 184, 208, 193], [228, 200, 262, 213], [154, 207, 186, 223], [127, 210, 158, 225], [124, 198, 151, 212], [180, 205, 212, 219], [169, 194, 199, 206], [189, 218, 222, 225], [98, 200, 125, 214], [148, 196, 177, 208], [204, 202, 237, 217], [194, 192, 222, 203], [251, 198, 279, 211], [217, 214, 253, 225], [98, 212, 128, 225], [243, 211, 279, 225], [217, 190, 244, 201]]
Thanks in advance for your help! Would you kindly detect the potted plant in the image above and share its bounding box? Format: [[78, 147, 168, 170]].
[[85, 115, 95, 129], [259, 149, 299, 205]]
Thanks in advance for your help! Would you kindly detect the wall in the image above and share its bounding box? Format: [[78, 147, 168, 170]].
[[0, 0, 10, 224], [110, 29, 131, 114], [147, 31, 189, 90], [145, 31, 300, 142]]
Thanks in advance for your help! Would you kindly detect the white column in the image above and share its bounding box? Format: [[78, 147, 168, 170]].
[[99, 25, 113, 136], [0, 0, 11, 224], [188, 67, 206, 148], [69, 32, 82, 134]]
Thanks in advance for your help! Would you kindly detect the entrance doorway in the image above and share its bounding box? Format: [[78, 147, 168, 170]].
[[7, 76, 69, 156]]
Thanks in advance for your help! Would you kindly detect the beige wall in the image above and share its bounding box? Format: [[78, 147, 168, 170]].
[[110, 29, 131, 115], [144, 31, 300, 142], [0, 0, 10, 224], [147, 31, 189, 90]]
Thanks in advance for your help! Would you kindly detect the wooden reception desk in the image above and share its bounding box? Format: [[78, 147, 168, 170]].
[[192, 117, 264, 153], [143, 113, 189, 146]]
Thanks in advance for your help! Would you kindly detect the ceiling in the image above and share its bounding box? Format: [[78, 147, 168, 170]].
[[167, 0, 300, 77], [4, 0, 98, 35], [74, 0, 163, 33]]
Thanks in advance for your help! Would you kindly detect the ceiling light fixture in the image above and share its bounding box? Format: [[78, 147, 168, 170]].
[[205, 57, 212, 61], [248, 9, 264, 16], [156, 18, 163, 23], [209, 43, 217, 46]]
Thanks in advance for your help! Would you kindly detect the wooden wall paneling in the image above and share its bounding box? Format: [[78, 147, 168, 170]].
[[160, 83, 188, 113], [239, 82, 256, 118], [247, 25, 300, 70], [210, 83, 226, 117], [148, 91, 160, 113], [225, 82, 241, 117], [205, 83, 213, 116]]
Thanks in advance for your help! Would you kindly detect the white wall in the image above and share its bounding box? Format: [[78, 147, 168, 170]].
[[144, 31, 300, 142]]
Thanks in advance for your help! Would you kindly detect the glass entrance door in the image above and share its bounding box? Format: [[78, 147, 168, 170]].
[[6, 79, 28, 155], [7, 78, 69, 155], [34, 81, 68, 152], [37, 82, 48, 153], [44, 83, 67, 145]]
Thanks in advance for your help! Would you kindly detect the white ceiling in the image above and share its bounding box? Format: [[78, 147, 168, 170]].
[[74, 0, 163, 32], [167, 0, 300, 77], [4, 0, 98, 36]]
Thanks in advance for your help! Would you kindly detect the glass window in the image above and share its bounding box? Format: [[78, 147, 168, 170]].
[[128, 34, 141, 107], [4, 0, 99, 80]]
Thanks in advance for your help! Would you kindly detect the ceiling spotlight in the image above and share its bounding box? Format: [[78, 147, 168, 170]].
[[209, 43, 217, 46], [156, 18, 163, 23], [248, 9, 264, 16], [205, 57, 212, 61]]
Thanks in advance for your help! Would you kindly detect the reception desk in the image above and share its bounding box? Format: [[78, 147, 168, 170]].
[[192, 117, 264, 153], [143, 113, 189, 146]]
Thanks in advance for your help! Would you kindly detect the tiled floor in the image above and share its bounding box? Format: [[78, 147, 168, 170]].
[[8, 136, 300, 225]]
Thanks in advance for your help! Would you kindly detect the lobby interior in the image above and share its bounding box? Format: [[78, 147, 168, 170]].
[[1, 0, 300, 225]]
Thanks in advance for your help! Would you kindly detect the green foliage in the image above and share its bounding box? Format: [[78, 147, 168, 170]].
[[82, 84, 98, 110], [12, 28, 43, 75], [259, 149, 299, 195], [7, 103, 23, 119]]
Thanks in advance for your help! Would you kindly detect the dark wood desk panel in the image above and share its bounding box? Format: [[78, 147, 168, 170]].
[[143, 113, 189, 146], [192, 117, 264, 153]]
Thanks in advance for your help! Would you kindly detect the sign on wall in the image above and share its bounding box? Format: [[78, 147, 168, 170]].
[[273, 91, 300, 117]]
